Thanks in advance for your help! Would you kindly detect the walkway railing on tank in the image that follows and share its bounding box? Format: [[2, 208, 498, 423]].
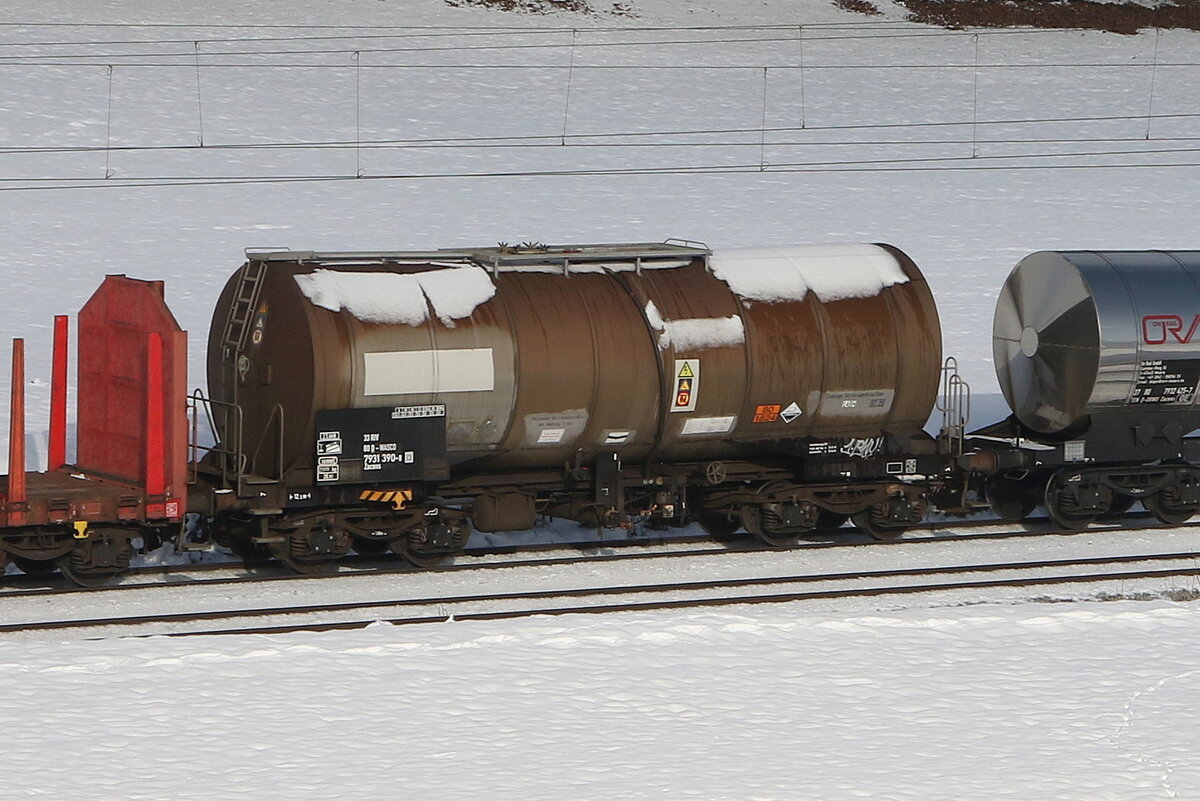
[[187, 391, 284, 496], [663, 238, 711, 272], [188, 389, 242, 489], [938, 357, 971, 456]]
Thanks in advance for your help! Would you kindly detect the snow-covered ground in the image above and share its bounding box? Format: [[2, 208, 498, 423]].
[[2, 0, 1200, 797], [5, 601, 1200, 800]]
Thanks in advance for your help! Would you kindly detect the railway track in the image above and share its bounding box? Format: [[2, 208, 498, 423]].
[[0, 511, 1161, 600], [4, 543, 1198, 639]]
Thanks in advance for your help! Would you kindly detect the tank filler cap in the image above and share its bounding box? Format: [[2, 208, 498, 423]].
[[1019, 326, 1039, 358]]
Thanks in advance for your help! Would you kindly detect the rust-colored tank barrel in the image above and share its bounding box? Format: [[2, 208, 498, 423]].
[[208, 243, 942, 481]]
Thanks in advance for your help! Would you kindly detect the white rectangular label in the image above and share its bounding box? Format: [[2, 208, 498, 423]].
[[819, 389, 895, 417], [391, 404, 447, 419], [680, 415, 735, 435], [537, 427, 566, 444], [364, 349, 495, 396]]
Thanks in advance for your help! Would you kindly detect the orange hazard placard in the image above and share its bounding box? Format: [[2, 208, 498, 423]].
[[753, 404, 782, 423], [670, 359, 700, 413]]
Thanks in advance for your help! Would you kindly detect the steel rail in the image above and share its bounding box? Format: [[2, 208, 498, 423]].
[[0, 512, 1158, 599], [4, 550, 1198, 636]]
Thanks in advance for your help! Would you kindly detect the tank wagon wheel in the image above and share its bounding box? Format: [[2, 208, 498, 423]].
[[273, 524, 350, 576], [739, 505, 811, 549], [1143, 487, 1200, 526], [212, 516, 274, 569], [389, 530, 450, 569], [391, 539, 446, 569], [388, 516, 470, 569], [57, 556, 126, 588], [228, 540, 274, 570], [277, 552, 340, 576], [53, 528, 136, 587], [351, 536, 390, 556], [1104, 495, 1137, 516], [850, 509, 905, 542], [985, 475, 1040, 522], [696, 510, 742, 540], [815, 510, 849, 531], [11, 556, 60, 577], [1042, 473, 1108, 531]]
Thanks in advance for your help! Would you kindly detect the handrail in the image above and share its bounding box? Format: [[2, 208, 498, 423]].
[[187, 390, 244, 490], [937, 357, 971, 456], [246, 402, 286, 486]]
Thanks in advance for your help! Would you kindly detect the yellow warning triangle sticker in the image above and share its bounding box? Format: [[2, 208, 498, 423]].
[[678, 362, 694, 378]]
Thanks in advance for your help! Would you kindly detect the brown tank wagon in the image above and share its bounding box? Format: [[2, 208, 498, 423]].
[[198, 241, 946, 569]]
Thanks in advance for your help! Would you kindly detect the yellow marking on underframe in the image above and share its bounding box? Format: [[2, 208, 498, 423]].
[[72, 521, 89, 539], [391, 489, 414, 511]]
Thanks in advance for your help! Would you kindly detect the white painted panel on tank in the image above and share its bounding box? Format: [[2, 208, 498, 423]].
[[364, 348, 495, 396]]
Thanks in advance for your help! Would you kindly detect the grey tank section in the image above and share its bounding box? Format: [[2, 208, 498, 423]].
[[994, 250, 1200, 434]]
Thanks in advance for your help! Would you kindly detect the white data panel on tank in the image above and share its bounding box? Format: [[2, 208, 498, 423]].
[[364, 348, 495, 396]]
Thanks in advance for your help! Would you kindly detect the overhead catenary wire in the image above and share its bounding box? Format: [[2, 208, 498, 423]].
[[1, 59, 1196, 70], [5, 112, 1199, 157], [0, 20, 925, 29], [0, 25, 1184, 63], [0, 25, 1049, 48], [0, 34, 1016, 60], [0, 21, 1074, 47], [2, 145, 1200, 193]]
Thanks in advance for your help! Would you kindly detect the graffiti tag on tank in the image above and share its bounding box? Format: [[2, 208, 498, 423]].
[[807, 436, 886, 459]]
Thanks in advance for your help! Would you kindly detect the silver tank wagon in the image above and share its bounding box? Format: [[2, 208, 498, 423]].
[[994, 250, 1200, 434]]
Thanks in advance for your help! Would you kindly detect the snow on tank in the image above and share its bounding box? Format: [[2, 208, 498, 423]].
[[294, 265, 496, 327], [709, 244, 912, 303], [292, 242, 914, 326]]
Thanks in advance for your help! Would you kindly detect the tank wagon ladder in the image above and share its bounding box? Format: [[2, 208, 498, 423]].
[[219, 257, 268, 359], [212, 254, 285, 491], [938, 357, 971, 456]]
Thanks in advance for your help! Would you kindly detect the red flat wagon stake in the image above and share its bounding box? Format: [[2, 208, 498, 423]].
[[6, 338, 27, 526], [48, 315, 68, 471]]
